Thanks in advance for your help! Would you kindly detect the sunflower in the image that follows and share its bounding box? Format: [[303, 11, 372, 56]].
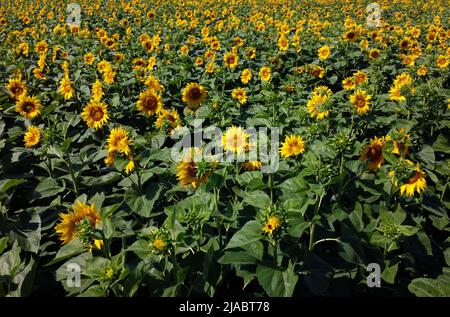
[[231, 87, 247, 105], [144, 75, 164, 92], [393, 73, 413, 87], [318, 45, 331, 60], [125, 159, 135, 175], [92, 79, 104, 101], [353, 70, 368, 85], [222, 126, 249, 154], [59, 75, 74, 100], [280, 135, 305, 158], [55, 201, 102, 248], [259, 66, 271, 81], [262, 215, 281, 235], [393, 163, 427, 197], [246, 47, 256, 59], [6, 78, 27, 99], [360, 136, 385, 170], [242, 160, 262, 171], [278, 36, 289, 52], [182, 82, 207, 108], [23, 125, 41, 148], [176, 148, 214, 188], [136, 89, 162, 116], [436, 55, 449, 69], [416, 65, 428, 76], [344, 30, 357, 42], [342, 77, 356, 90], [16, 95, 42, 119], [368, 48, 381, 59], [103, 69, 116, 84], [307, 94, 330, 120], [155, 108, 180, 131], [350, 90, 371, 114], [389, 85, 406, 102], [223, 51, 238, 69], [240, 68, 252, 84], [84, 52, 95, 65], [81, 100, 110, 129], [107, 127, 132, 156]]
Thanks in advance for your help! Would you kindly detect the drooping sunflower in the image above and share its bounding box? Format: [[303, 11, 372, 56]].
[[176, 148, 215, 188], [391, 162, 427, 197], [92, 79, 104, 101], [259, 66, 271, 82], [318, 45, 331, 60], [307, 94, 330, 120], [242, 160, 262, 171], [81, 100, 110, 129], [360, 136, 385, 170], [223, 51, 238, 69], [107, 127, 132, 156], [136, 89, 163, 116], [182, 82, 207, 108], [222, 126, 249, 154], [15, 95, 42, 119], [59, 75, 74, 100], [155, 108, 180, 132], [55, 201, 102, 249], [23, 125, 41, 148], [240, 68, 252, 84], [231, 87, 247, 105], [6, 78, 27, 99], [350, 90, 371, 114], [280, 135, 306, 158]]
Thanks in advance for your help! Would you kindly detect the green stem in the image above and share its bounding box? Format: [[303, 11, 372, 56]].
[[308, 190, 325, 251], [312, 238, 340, 249], [66, 153, 79, 195], [273, 239, 278, 267], [268, 173, 274, 202], [46, 155, 54, 178]]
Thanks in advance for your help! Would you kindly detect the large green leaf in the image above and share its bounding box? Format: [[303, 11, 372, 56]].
[[256, 263, 298, 297], [125, 182, 162, 217]]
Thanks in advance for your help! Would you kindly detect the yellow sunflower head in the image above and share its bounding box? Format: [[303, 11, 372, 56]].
[[360, 136, 385, 170], [81, 100, 110, 129], [259, 66, 271, 82], [136, 89, 163, 116], [107, 127, 132, 156], [350, 90, 371, 114], [6, 78, 27, 99], [59, 75, 74, 100], [23, 125, 41, 148], [307, 93, 330, 120], [182, 82, 207, 108], [240, 68, 252, 84], [222, 126, 249, 154], [262, 215, 281, 236], [16, 95, 42, 119], [55, 201, 102, 245], [318, 45, 331, 60], [223, 51, 238, 69], [280, 135, 306, 158], [231, 87, 247, 105], [242, 160, 262, 171]]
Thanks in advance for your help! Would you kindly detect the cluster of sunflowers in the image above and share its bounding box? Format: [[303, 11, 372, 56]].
[[0, 0, 449, 297]]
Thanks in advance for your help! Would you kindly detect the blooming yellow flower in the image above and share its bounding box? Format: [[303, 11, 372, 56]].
[[259, 66, 271, 81], [23, 125, 41, 148], [280, 135, 305, 158], [318, 45, 331, 60]]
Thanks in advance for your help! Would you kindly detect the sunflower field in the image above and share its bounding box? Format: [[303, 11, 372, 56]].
[[0, 0, 449, 298]]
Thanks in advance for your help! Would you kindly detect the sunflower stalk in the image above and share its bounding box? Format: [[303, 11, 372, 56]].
[[309, 189, 325, 251]]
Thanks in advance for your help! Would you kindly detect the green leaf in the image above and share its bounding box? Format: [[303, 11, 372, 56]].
[[408, 277, 450, 297], [125, 183, 162, 218], [218, 251, 260, 265], [225, 220, 263, 260], [417, 145, 435, 168], [241, 190, 271, 209], [256, 263, 298, 297], [381, 262, 399, 284], [33, 178, 65, 200], [0, 237, 9, 254], [45, 240, 85, 266]]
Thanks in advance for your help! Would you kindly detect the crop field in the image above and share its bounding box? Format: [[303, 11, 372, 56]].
[[0, 0, 449, 298]]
